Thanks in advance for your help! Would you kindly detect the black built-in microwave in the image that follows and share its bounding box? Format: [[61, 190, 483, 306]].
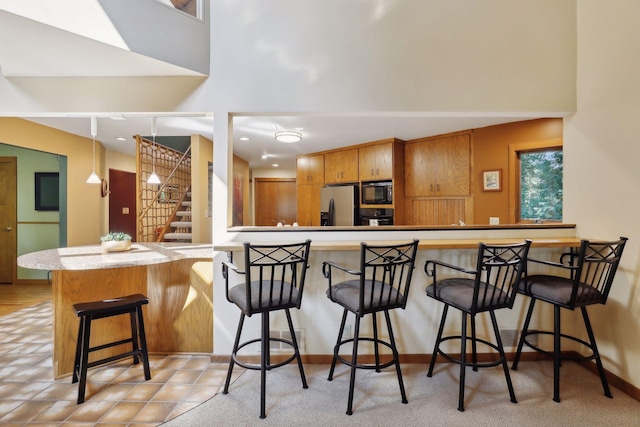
[[361, 181, 393, 205]]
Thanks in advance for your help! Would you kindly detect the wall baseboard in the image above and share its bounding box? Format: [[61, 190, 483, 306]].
[[208, 351, 640, 402]]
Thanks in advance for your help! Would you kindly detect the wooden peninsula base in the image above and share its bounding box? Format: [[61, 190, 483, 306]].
[[18, 243, 213, 379]]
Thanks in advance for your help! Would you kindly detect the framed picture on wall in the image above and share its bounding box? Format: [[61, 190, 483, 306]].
[[482, 169, 502, 192], [35, 172, 60, 211]]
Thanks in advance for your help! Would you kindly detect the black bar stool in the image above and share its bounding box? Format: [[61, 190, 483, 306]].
[[72, 293, 152, 404], [221, 240, 312, 419], [322, 240, 419, 415]]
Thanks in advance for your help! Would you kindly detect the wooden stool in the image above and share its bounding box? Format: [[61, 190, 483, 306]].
[[72, 293, 152, 404]]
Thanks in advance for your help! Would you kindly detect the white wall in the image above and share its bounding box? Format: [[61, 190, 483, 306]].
[[563, 0, 640, 388]]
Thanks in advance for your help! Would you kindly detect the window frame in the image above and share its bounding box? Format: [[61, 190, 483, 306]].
[[508, 138, 563, 224]]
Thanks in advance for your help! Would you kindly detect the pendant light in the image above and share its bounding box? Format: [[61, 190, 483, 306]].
[[86, 116, 101, 184], [147, 116, 161, 184]]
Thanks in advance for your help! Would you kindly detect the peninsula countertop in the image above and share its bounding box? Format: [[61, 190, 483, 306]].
[[17, 242, 214, 271]]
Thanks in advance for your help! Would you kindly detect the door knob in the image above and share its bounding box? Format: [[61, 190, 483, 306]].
[[4, 227, 11, 231]]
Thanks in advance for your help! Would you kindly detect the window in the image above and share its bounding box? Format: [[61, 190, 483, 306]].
[[508, 139, 563, 223], [519, 149, 563, 221]]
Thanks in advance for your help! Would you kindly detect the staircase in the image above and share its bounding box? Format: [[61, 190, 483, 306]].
[[163, 192, 193, 242]]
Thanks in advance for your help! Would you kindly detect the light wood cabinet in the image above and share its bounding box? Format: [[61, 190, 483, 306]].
[[359, 142, 393, 181], [296, 183, 323, 226], [296, 154, 324, 225], [296, 154, 325, 184], [325, 148, 359, 183], [405, 133, 470, 197], [408, 198, 472, 226]]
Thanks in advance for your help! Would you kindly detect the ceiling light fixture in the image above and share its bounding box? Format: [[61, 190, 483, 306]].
[[147, 117, 161, 185], [115, 136, 127, 141], [275, 130, 302, 143], [86, 116, 101, 184]]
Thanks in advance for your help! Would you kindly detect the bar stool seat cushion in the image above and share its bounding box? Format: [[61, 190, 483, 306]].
[[518, 275, 602, 306], [426, 278, 510, 311], [327, 280, 403, 314], [228, 281, 299, 314]]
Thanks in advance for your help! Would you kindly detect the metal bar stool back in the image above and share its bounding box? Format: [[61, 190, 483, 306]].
[[512, 236, 628, 402], [322, 239, 419, 415], [424, 240, 531, 411], [221, 239, 312, 419]]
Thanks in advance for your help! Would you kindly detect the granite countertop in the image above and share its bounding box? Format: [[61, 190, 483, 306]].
[[17, 242, 214, 271]]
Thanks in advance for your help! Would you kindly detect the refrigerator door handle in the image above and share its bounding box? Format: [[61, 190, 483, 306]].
[[328, 198, 335, 226]]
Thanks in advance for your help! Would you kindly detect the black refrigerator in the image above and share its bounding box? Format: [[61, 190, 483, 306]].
[[320, 184, 359, 226]]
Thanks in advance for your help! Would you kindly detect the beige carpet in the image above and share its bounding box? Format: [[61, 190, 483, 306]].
[[162, 361, 640, 426]]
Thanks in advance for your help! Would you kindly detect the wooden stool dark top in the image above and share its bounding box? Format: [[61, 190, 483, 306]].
[[72, 293, 151, 404], [73, 294, 149, 318]]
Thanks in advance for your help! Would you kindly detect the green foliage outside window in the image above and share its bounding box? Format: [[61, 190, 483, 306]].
[[520, 150, 563, 221]]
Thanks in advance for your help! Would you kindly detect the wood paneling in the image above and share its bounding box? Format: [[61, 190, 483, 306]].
[[410, 198, 469, 226]]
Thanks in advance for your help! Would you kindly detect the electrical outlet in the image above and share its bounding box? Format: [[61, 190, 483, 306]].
[[266, 328, 305, 352], [500, 329, 537, 348], [489, 217, 500, 225]]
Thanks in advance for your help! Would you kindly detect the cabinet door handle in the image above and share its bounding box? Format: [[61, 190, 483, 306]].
[[430, 184, 433, 192], [371, 168, 374, 175], [437, 184, 440, 192]]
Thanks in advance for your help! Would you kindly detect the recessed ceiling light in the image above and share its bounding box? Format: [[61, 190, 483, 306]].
[[115, 137, 127, 141], [272, 163, 279, 167], [239, 137, 250, 141]]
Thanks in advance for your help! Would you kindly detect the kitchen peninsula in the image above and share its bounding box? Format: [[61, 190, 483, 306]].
[[212, 223, 580, 359], [17, 242, 214, 379]]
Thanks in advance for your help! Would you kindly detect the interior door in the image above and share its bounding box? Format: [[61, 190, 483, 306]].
[[255, 178, 297, 226], [0, 157, 17, 284], [108, 169, 137, 240]]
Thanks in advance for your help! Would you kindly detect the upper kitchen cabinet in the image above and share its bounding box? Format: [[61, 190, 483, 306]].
[[325, 148, 359, 183], [405, 133, 471, 197], [296, 154, 325, 185], [359, 140, 394, 181]]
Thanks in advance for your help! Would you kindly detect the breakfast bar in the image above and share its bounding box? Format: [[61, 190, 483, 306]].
[[212, 224, 581, 359], [17, 242, 214, 379]]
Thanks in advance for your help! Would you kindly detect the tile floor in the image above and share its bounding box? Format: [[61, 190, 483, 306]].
[[0, 301, 241, 426]]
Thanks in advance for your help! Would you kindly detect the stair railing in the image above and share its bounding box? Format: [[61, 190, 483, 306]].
[[155, 186, 191, 242], [136, 135, 192, 242]]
